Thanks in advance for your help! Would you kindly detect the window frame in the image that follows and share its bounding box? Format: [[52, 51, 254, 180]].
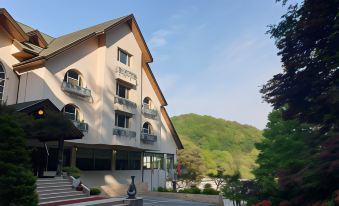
[[116, 82, 130, 99], [115, 112, 130, 128], [63, 104, 80, 122], [118, 48, 130, 66], [65, 70, 82, 87]]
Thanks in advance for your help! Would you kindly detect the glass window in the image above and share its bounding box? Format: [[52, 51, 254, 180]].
[[76, 148, 112, 170], [0, 64, 5, 102], [143, 153, 152, 169], [63, 104, 80, 121], [116, 151, 141, 170], [118, 49, 129, 65], [116, 83, 129, 98], [142, 122, 152, 134], [115, 112, 130, 128], [143, 98, 151, 109], [64, 70, 82, 87]]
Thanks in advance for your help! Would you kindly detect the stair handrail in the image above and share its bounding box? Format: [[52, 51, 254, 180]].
[[69, 176, 90, 196]]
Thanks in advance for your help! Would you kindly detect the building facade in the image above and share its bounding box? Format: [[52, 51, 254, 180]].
[[0, 8, 183, 190]]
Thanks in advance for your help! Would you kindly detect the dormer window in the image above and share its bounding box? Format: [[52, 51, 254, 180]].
[[118, 49, 130, 66], [64, 70, 83, 87]]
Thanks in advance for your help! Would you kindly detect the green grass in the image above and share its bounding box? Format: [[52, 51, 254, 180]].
[[172, 113, 262, 179]]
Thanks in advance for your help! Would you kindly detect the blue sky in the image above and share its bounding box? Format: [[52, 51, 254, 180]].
[[1, 1, 290, 129]]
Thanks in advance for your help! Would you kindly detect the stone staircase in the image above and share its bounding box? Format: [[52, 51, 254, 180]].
[[37, 177, 88, 204], [37, 178, 129, 206]]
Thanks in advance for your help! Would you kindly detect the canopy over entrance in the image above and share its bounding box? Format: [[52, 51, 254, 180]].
[[11, 99, 83, 141]]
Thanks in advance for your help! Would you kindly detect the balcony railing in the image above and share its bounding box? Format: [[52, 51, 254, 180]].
[[113, 128, 136, 138], [72, 121, 89, 132], [142, 104, 157, 118], [116, 66, 137, 81], [114, 96, 137, 108], [61, 81, 91, 97], [140, 130, 157, 142]]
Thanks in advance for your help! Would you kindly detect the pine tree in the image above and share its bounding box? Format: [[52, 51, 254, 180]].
[[0, 105, 38, 206]]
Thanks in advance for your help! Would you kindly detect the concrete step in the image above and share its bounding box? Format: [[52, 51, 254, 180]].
[[37, 180, 71, 186], [38, 196, 96, 205], [37, 178, 69, 182], [62, 198, 128, 206], [38, 187, 74, 195], [37, 183, 72, 191], [39, 190, 82, 198], [39, 193, 87, 203]]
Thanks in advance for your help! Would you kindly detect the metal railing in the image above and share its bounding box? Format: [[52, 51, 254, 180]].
[[116, 66, 137, 80], [142, 104, 157, 117], [61, 81, 91, 97], [72, 121, 89, 132], [114, 96, 137, 108], [140, 130, 157, 142], [113, 128, 137, 138]]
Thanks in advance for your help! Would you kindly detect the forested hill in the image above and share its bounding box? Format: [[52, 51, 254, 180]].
[[172, 113, 262, 179]]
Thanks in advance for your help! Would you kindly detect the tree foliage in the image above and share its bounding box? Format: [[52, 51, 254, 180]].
[[172, 114, 262, 179], [259, 0, 339, 204], [0, 105, 38, 206]]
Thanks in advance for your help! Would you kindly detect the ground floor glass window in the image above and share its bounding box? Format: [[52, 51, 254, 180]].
[[76, 148, 112, 170], [116, 150, 141, 170]]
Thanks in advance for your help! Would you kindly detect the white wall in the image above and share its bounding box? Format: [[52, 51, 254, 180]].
[[0, 25, 19, 105]]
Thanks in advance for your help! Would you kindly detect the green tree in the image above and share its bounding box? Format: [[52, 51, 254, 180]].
[[253, 109, 312, 204], [207, 166, 227, 190], [261, 0, 339, 204], [0, 105, 38, 206], [177, 144, 206, 187], [221, 172, 245, 206]]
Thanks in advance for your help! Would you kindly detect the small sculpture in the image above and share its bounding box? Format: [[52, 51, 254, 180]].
[[127, 176, 137, 199]]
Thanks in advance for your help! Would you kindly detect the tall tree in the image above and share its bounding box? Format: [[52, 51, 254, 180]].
[[261, 0, 339, 204], [0, 105, 38, 206]]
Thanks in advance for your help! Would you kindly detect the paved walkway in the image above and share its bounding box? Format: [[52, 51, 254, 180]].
[[143, 196, 216, 206]]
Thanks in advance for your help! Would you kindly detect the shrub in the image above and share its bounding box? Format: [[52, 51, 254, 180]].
[[90, 188, 101, 195], [178, 186, 201, 194], [63, 166, 81, 178], [0, 107, 38, 206], [202, 188, 219, 195], [204, 183, 212, 189], [157, 187, 164, 192]]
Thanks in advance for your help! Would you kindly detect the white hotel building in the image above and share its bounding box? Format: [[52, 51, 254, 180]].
[[0, 8, 183, 191]]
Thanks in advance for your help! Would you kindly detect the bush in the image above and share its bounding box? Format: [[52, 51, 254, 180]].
[[90, 188, 101, 195], [178, 187, 201, 194], [202, 188, 219, 195], [204, 183, 212, 189], [157, 187, 164, 192], [63, 166, 81, 178], [0, 107, 38, 206]]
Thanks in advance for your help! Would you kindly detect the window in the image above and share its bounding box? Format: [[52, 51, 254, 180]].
[[0, 63, 5, 102], [143, 153, 164, 170], [142, 122, 152, 134], [143, 153, 152, 169], [118, 49, 130, 65], [76, 148, 112, 170], [115, 112, 130, 128], [116, 151, 141, 170], [63, 104, 80, 121], [143, 97, 152, 109], [64, 70, 83, 87], [116, 83, 129, 98]]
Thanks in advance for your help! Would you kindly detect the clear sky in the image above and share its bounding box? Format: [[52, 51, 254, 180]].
[[1, 0, 290, 129]]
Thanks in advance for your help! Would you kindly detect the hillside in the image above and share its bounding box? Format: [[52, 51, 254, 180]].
[[172, 113, 262, 179]]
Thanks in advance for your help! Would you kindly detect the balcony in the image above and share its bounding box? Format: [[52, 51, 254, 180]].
[[115, 66, 137, 86], [113, 128, 136, 138], [61, 81, 91, 98], [141, 129, 157, 143], [114, 96, 137, 114], [142, 104, 157, 119], [72, 121, 88, 132]]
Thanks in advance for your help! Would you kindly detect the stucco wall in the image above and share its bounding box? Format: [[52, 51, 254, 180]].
[[0, 25, 19, 105]]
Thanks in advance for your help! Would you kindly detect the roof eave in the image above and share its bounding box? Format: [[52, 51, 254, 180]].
[[0, 8, 29, 42]]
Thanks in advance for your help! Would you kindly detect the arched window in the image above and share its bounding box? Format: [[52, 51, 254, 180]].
[[142, 122, 152, 134], [64, 69, 83, 87], [0, 63, 5, 102], [143, 97, 152, 110], [63, 104, 81, 122]]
